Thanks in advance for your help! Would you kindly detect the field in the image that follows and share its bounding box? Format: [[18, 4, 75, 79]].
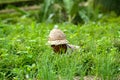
[[0, 17, 120, 80]]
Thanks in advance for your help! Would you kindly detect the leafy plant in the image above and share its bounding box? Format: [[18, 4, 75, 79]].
[[0, 15, 120, 79]]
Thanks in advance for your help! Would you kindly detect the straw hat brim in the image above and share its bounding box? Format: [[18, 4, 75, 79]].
[[47, 39, 68, 45]]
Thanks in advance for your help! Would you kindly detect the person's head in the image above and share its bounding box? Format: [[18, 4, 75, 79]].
[[51, 44, 67, 53], [48, 28, 68, 53]]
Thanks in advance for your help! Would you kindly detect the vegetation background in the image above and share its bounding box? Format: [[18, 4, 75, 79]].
[[0, 0, 120, 80]]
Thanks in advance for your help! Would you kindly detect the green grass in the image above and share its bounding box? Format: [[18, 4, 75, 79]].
[[0, 0, 30, 4], [0, 17, 120, 80]]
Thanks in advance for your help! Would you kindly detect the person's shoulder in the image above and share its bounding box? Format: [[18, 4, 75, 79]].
[[66, 44, 80, 53], [67, 44, 79, 50]]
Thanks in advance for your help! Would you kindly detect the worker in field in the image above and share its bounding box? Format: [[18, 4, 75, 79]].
[[47, 27, 79, 53]]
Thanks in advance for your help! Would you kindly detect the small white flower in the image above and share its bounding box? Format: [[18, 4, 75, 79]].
[[54, 25, 58, 29], [118, 68, 120, 71], [25, 74, 29, 79]]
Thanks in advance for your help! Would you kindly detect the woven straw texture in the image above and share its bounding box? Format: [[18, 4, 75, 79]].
[[48, 29, 68, 45]]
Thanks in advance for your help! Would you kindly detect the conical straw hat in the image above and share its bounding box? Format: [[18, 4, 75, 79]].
[[48, 29, 68, 45]]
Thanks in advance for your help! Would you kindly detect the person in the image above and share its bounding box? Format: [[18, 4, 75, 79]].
[[47, 28, 79, 54]]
